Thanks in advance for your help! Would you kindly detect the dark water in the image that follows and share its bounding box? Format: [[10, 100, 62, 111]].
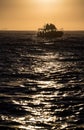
[[0, 31, 84, 130]]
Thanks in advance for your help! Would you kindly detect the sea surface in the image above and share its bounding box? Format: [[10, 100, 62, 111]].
[[0, 31, 84, 130]]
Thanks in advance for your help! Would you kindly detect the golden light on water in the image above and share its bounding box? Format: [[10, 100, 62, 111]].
[[1, 42, 83, 130]]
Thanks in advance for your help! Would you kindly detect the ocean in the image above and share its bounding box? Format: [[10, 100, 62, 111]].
[[0, 31, 84, 130]]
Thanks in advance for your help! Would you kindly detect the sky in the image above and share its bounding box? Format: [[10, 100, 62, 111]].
[[0, 0, 84, 30]]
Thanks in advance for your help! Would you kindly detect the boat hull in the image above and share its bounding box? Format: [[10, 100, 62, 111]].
[[37, 31, 63, 38]]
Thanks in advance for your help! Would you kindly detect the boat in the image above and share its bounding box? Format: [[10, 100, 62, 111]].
[[37, 23, 64, 38]]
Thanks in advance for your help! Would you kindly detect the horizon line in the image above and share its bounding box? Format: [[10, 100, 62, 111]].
[[0, 29, 84, 31]]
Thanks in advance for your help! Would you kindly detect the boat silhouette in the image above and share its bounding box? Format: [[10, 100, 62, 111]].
[[37, 23, 63, 38]]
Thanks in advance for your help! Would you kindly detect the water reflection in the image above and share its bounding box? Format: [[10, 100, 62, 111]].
[[0, 38, 84, 130]]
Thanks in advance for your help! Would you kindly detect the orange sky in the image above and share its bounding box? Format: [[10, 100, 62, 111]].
[[0, 0, 84, 30]]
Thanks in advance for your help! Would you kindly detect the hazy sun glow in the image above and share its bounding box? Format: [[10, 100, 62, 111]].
[[33, 0, 61, 7], [0, 0, 84, 30], [34, 0, 56, 4]]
